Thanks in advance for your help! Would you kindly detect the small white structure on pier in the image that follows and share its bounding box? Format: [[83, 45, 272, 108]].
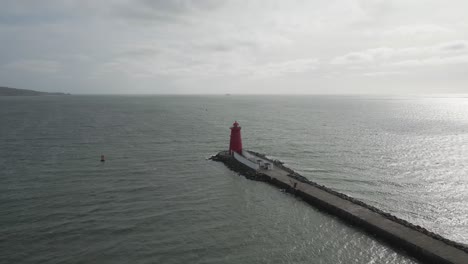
[[231, 149, 273, 171], [233, 151, 260, 170]]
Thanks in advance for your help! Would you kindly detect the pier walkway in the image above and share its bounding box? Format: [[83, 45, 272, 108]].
[[257, 165, 468, 264]]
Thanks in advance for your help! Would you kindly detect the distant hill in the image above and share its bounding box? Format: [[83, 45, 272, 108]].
[[0, 87, 70, 96]]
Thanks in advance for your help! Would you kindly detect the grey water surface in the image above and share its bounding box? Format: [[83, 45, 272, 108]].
[[1, 95, 467, 264]]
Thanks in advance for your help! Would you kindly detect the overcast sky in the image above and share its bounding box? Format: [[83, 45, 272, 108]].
[[1, 0, 468, 94]]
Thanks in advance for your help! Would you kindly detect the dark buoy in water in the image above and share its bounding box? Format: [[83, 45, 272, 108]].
[[100, 155, 105, 162]]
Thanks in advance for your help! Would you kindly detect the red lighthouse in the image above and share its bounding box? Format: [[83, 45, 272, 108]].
[[229, 121, 243, 155]]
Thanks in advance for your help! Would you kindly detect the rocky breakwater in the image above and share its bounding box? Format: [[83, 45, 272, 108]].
[[210, 150, 468, 264], [210, 151, 268, 181]]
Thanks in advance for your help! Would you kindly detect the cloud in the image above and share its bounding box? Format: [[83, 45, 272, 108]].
[[330, 40, 468, 67], [117, 46, 162, 58], [96, 54, 319, 80], [438, 40, 468, 52], [3, 59, 61, 74], [111, 0, 223, 23], [250, 58, 319, 79], [389, 55, 468, 67], [363, 71, 405, 77], [192, 39, 258, 53], [382, 24, 455, 37], [330, 52, 375, 65]]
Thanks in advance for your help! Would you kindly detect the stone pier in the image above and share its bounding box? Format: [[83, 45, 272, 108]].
[[211, 151, 468, 264]]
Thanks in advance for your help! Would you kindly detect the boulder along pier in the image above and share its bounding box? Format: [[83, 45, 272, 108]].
[[210, 121, 468, 264]]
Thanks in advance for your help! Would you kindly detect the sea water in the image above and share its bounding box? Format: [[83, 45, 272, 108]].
[[1, 95, 467, 263]]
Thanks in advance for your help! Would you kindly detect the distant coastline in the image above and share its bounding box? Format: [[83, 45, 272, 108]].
[[0, 86, 70, 96]]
